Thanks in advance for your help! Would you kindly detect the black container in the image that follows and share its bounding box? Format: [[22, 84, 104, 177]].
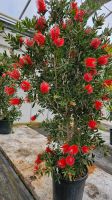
[[0, 119, 12, 134], [110, 129, 112, 145], [53, 173, 88, 200]]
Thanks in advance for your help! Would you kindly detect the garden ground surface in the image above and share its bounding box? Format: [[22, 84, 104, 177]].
[[0, 126, 112, 200]]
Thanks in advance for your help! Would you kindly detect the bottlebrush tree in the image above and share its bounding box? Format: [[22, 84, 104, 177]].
[[2, 0, 112, 180]]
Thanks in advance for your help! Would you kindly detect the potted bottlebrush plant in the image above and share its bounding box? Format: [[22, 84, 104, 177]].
[[2, 0, 112, 199], [0, 53, 21, 134]]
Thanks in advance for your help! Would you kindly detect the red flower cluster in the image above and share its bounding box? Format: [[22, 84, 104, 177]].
[[103, 79, 112, 87], [69, 145, 79, 155], [19, 37, 24, 44], [53, 38, 64, 47], [50, 26, 64, 47], [20, 80, 31, 91], [98, 55, 109, 66], [40, 81, 50, 94], [31, 115, 37, 121], [85, 57, 97, 68], [81, 146, 89, 154], [19, 54, 32, 66], [84, 27, 92, 34], [4, 86, 16, 96], [66, 156, 75, 166], [84, 84, 93, 94], [57, 158, 66, 168], [89, 69, 97, 76], [57, 156, 75, 168], [36, 16, 46, 30], [102, 95, 110, 101], [50, 26, 60, 41], [34, 32, 46, 46], [25, 38, 34, 47], [70, 1, 78, 10], [61, 144, 69, 154], [90, 38, 101, 49], [94, 101, 103, 110], [88, 120, 97, 129], [36, 0, 46, 13], [84, 73, 93, 82], [62, 22, 67, 30], [35, 154, 42, 164], [57, 144, 89, 168], [9, 69, 20, 80], [74, 9, 85, 22], [9, 97, 21, 105], [45, 147, 53, 153], [62, 144, 78, 155]]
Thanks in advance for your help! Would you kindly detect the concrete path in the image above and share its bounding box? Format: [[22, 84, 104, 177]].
[[0, 148, 36, 200], [0, 126, 112, 200]]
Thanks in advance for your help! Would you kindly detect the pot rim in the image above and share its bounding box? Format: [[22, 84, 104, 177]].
[[53, 170, 88, 184]]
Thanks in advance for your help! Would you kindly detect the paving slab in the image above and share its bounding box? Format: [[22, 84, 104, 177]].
[[0, 126, 112, 200]]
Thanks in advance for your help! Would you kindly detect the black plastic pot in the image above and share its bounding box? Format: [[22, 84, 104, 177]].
[[53, 173, 88, 200], [0, 119, 12, 134]]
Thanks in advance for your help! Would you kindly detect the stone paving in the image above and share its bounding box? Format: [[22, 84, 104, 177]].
[[0, 126, 112, 200]]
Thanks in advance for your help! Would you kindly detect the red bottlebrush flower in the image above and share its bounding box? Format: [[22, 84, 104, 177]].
[[20, 80, 31, 91], [90, 38, 101, 49], [25, 54, 32, 65], [103, 79, 112, 87], [45, 147, 53, 153], [97, 55, 109, 66], [102, 95, 110, 101], [35, 154, 42, 164], [53, 38, 64, 47], [62, 22, 67, 30], [85, 57, 97, 68], [66, 156, 75, 166], [36, 0, 46, 13], [19, 55, 32, 66], [50, 26, 60, 41], [89, 69, 97, 76], [31, 115, 37, 121], [36, 16, 46, 30], [83, 73, 93, 82], [9, 98, 21, 105], [57, 158, 66, 169], [71, 1, 78, 10], [34, 165, 39, 171], [40, 81, 50, 94], [81, 146, 89, 154], [84, 27, 92, 34], [61, 144, 70, 154], [2, 73, 6, 78], [101, 43, 108, 49], [69, 145, 78, 155], [74, 9, 85, 22], [88, 120, 97, 129], [25, 38, 34, 47], [94, 100, 103, 110], [19, 37, 24, 44], [84, 84, 93, 94], [34, 32, 46, 46], [9, 69, 20, 80], [4, 86, 16, 96]]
